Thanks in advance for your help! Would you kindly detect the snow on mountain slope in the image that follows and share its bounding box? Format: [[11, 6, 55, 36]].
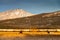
[[0, 9, 35, 20]]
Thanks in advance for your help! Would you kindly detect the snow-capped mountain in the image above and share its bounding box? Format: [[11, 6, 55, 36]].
[[0, 9, 34, 20]]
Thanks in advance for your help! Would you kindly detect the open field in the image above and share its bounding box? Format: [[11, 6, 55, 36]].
[[0, 29, 60, 40], [0, 31, 60, 37], [0, 29, 60, 37], [0, 35, 60, 40]]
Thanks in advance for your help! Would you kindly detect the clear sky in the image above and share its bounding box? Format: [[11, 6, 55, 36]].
[[0, 0, 60, 14]]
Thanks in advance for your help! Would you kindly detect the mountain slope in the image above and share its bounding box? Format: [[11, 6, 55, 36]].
[[0, 9, 34, 20], [0, 11, 60, 29]]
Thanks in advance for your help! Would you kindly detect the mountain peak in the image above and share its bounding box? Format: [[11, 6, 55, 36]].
[[0, 9, 35, 20], [14, 8, 23, 11]]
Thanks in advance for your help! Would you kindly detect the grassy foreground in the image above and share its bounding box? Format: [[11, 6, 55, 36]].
[[0, 31, 60, 38]]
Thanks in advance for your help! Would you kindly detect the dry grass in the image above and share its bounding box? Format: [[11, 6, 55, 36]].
[[0, 31, 60, 38], [0, 32, 26, 37], [0, 32, 60, 40]]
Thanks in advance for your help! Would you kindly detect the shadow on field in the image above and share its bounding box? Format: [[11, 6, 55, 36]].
[[0, 35, 60, 40]]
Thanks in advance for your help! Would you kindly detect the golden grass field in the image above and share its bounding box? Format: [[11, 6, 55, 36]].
[[0, 31, 60, 38], [0, 29, 60, 38]]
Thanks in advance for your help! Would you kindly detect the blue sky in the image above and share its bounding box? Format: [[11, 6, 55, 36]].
[[0, 0, 60, 14]]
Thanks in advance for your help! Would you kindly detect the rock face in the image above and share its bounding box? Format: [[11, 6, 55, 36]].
[[0, 9, 34, 20], [0, 11, 60, 29]]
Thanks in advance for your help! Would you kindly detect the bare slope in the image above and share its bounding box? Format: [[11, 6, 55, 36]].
[[0, 11, 60, 29]]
